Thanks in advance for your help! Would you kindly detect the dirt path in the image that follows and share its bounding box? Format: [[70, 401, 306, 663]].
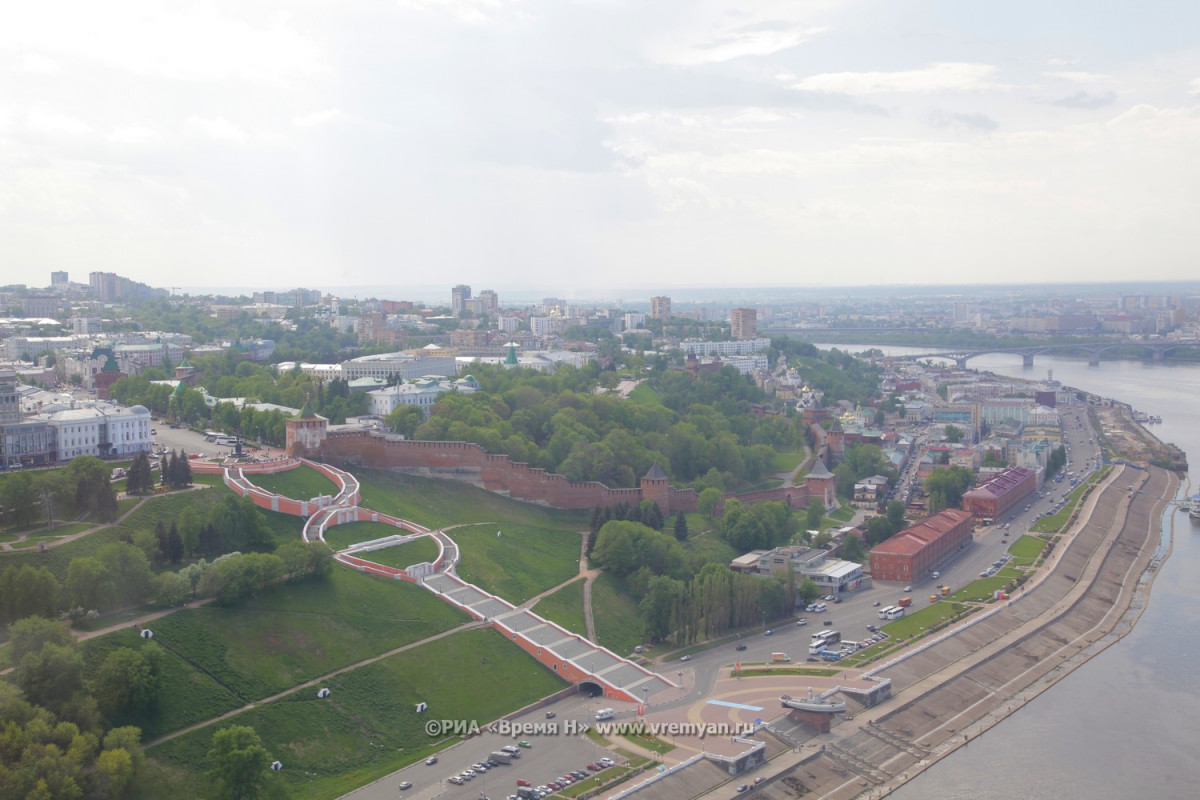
[[143, 619, 482, 749], [0, 484, 210, 553], [776, 445, 813, 487]]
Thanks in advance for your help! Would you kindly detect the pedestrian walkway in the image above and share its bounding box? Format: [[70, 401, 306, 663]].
[[228, 458, 677, 704]]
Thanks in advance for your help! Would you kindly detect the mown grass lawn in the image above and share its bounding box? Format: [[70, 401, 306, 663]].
[[84, 569, 468, 737], [354, 469, 586, 532], [532, 577, 587, 635], [452, 522, 580, 604], [681, 529, 737, 566], [353, 536, 440, 569], [1, 487, 236, 579], [592, 573, 643, 655], [1009, 534, 1046, 560], [882, 602, 970, 640], [246, 464, 339, 500], [322, 521, 411, 551], [770, 451, 804, 473], [81, 628, 243, 741], [627, 382, 662, 405], [147, 627, 567, 800]]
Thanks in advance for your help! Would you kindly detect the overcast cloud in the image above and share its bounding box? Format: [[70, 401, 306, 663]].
[[2, 0, 1199, 295]]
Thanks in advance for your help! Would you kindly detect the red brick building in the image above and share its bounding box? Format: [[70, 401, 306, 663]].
[[961, 466, 1037, 522], [869, 508, 975, 583]]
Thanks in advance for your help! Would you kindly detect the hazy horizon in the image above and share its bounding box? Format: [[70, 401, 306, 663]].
[[5, 2, 1199, 291]]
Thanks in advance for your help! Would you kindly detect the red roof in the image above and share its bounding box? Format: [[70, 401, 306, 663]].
[[871, 508, 973, 556], [963, 467, 1035, 501]]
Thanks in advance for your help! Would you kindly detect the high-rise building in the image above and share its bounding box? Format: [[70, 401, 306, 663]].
[[451, 285, 472, 314], [731, 308, 757, 341], [51, 271, 69, 291], [650, 296, 671, 322], [477, 289, 499, 313]]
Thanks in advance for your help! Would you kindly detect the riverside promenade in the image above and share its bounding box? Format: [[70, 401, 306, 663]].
[[667, 462, 1179, 800]]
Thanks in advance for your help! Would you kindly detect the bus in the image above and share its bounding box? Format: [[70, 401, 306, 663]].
[[885, 607, 906, 620], [878, 605, 897, 619], [808, 630, 842, 654]]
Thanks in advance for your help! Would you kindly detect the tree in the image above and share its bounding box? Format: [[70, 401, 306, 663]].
[[672, 512, 689, 542], [697, 487, 722, 518], [841, 532, 865, 563], [6, 615, 74, 662], [92, 644, 164, 718], [152, 571, 192, 606], [0, 565, 61, 623], [66, 557, 114, 612], [798, 577, 821, 606], [97, 542, 153, 609], [805, 498, 825, 533], [15, 641, 84, 713], [207, 725, 273, 800], [126, 451, 154, 495], [385, 404, 425, 439], [924, 466, 975, 513], [944, 424, 965, 444], [1, 470, 37, 529], [93, 747, 136, 799]]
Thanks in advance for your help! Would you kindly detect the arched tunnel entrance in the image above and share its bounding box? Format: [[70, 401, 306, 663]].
[[578, 680, 604, 698]]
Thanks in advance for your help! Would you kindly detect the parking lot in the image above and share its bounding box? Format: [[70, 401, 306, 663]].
[[342, 693, 628, 800]]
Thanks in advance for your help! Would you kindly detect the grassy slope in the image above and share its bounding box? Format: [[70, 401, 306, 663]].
[[351, 537, 440, 569], [355, 469, 586, 531], [452, 522, 580, 604], [246, 464, 339, 500], [322, 521, 412, 551], [532, 577, 587, 635], [147, 627, 568, 800], [591, 573, 643, 656], [82, 568, 468, 738]]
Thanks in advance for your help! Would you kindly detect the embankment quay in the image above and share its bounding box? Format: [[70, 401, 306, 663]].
[[719, 462, 1178, 800]]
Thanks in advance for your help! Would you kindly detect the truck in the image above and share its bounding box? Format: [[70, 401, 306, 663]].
[[595, 708, 614, 721], [897, 596, 912, 608], [489, 751, 512, 765], [770, 652, 791, 663], [940, 585, 951, 596]]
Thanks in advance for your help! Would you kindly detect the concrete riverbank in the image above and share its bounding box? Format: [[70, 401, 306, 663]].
[[716, 461, 1179, 800]]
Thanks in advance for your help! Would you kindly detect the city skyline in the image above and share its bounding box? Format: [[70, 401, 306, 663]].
[[3, 2, 1199, 291]]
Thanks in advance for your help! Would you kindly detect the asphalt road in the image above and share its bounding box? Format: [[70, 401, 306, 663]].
[[342, 692, 630, 800]]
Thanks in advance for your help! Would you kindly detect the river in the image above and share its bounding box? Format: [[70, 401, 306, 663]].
[[817, 345, 1200, 799]]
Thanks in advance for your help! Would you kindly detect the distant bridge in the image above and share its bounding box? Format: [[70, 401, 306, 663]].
[[894, 341, 1200, 368]]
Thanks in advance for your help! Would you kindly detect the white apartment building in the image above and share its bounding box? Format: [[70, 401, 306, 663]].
[[340, 353, 457, 381], [678, 338, 771, 357], [530, 316, 553, 336]]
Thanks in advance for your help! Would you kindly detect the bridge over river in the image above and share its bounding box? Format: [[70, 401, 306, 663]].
[[889, 341, 1200, 367]]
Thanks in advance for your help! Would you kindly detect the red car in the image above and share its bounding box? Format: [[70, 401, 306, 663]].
[[516, 779, 532, 786]]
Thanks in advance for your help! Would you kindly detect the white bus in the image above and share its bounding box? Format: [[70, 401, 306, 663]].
[[885, 607, 906, 620], [877, 605, 897, 619], [808, 629, 842, 654]]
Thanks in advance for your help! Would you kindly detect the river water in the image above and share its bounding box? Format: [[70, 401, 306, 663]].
[[818, 345, 1200, 799]]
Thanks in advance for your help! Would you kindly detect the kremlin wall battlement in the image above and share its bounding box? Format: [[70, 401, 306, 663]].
[[291, 423, 834, 517]]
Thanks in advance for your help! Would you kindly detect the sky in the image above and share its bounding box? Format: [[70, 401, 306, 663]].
[[2, 1, 1199, 296]]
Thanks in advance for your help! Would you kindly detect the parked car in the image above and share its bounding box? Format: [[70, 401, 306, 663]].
[[735, 644, 747, 651]]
